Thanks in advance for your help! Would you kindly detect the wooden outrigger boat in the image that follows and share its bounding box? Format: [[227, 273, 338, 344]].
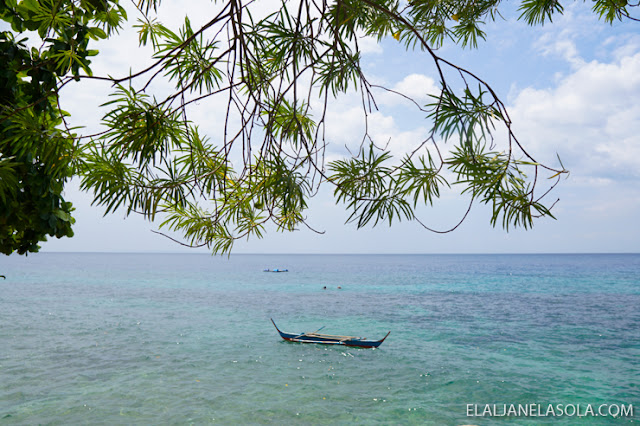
[[271, 319, 390, 348]]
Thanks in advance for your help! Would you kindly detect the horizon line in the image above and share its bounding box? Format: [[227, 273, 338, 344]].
[[35, 251, 640, 255]]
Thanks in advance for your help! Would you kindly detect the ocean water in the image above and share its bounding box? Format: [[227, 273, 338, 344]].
[[0, 253, 638, 424]]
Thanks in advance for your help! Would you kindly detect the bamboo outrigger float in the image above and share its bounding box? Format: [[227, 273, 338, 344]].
[[271, 319, 390, 348]]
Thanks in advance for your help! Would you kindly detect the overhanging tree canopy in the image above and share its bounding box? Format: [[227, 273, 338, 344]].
[[0, 0, 127, 254], [1, 0, 635, 254]]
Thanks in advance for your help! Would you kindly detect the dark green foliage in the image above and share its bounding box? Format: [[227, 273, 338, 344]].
[[0, 31, 75, 255], [0, 0, 126, 255]]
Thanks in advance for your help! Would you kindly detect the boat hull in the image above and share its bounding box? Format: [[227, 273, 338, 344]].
[[271, 319, 389, 348]]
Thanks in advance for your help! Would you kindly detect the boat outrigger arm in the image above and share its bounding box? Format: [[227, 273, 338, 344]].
[[271, 319, 390, 348]]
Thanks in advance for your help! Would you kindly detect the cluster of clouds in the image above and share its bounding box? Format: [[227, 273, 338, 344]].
[[510, 41, 640, 184]]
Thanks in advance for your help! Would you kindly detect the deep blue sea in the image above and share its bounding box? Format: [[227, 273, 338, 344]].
[[1, 253, 639, 424]]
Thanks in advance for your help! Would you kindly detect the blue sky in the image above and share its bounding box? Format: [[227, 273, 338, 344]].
[[13, 0, 639, 254]]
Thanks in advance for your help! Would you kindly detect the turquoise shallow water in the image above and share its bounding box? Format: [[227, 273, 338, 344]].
[[0, 253, 639, 424]]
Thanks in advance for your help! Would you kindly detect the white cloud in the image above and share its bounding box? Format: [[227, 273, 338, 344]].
[[508, 46, 640, 181], [365, 111, 430, 157], [535, 31, 585, 68], [357, 35, 384, 55], [373, 73, 440, 107], [603, 34, 640, 62]]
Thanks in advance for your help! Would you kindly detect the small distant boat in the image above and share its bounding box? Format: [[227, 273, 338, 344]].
[[263, 268, 288, 272], [271, 319, 390, 348]]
